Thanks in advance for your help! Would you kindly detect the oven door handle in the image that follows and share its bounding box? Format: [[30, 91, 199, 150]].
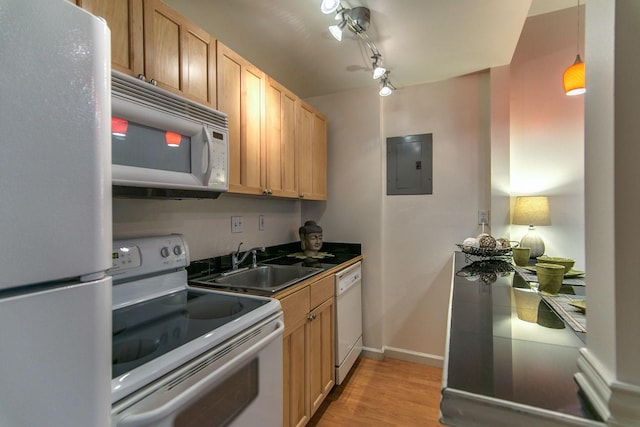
[[118, 319, 284, 427]]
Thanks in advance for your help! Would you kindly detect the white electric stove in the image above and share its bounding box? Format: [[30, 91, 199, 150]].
[[110, 234, 283, 427]]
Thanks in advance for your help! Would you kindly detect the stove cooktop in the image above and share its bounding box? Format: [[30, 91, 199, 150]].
[[112, 288, 269, 379]]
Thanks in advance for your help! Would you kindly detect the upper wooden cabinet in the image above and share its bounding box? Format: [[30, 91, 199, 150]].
[[77, 0, 216, 107], [143, 0, 216, 107], [266, 77, 299, 198], [298, 102, 328, 200], [77, 0, 327, 198], [217, 42, 266, 195], [76, 0, 144, 76]]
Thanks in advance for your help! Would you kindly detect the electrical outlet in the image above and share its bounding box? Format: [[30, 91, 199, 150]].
[[259, 215, 265, 231], [478, 210, 490, 225], [231, 216, 243, 233]]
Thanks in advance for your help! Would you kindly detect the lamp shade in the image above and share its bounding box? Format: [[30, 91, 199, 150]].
[[512, 196, 550, 258], [563, 54, 585, 96], [512, 196, 551, 226]]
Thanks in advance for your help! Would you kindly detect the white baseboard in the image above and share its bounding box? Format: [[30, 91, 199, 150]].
[[361, 345, 444, 368], [576, 347, 640, 426]]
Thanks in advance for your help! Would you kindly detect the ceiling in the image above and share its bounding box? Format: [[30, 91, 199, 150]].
[[165, 0, 576, 99]]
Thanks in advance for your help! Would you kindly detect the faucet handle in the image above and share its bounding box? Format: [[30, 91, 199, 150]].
[[235, 242, 244, 254]]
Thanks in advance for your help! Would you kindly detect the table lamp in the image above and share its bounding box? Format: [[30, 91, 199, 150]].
[[512, 196, 551, 258]]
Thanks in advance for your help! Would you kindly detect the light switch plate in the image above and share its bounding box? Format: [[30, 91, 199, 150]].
[[478, 210, 490, 225], [259, 215, 265, 231], [231, 216, 243, 233]]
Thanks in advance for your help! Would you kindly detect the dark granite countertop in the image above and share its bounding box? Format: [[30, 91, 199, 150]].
[[440, 252, 604, 427], [187, 242, 361, 280]]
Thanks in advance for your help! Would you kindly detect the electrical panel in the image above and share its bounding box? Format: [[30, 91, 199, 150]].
[[386, 133, 433, 195]]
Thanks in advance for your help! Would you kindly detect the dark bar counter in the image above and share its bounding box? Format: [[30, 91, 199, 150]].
[[440, 252, 604, 427]]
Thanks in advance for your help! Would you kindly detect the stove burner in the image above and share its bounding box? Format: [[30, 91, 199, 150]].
[[188, 300, 244, 320], [113, 338, 160, 365]]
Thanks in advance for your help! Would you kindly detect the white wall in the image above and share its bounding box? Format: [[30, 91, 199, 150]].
[[113, 195, 302, 260], [303, 87, 384, 350], [306, 72, 492, 364], [490, 65, 512, 240], [381, 74, 491, 360], [509, 6, 586, 269], [576, 1, 640, 423]]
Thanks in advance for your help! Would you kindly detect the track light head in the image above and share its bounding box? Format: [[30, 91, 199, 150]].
[[320, 0, 340, 15], [329, 19, 347, 41], [379, 71, 395, 96], [371, 54, 386, 79]]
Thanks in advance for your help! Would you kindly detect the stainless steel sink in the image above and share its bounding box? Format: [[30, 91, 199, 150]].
[[192, 264, 323, 294]]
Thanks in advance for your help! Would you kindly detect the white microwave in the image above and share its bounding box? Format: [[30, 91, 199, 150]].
[[111, 71, 228, 198]]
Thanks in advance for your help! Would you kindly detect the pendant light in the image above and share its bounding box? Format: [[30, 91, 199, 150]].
[[563, 0, 585, 96]]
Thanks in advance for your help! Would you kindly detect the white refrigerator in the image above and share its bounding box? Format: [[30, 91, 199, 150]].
[[0, 1, 112, 426]]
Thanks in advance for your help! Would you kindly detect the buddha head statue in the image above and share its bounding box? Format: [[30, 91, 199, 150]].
[[299, 220, 323, 258]]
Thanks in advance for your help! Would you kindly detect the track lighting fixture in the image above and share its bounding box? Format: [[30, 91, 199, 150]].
[[319, 1, 395, 96], [379, 72, 395, 96], [371, 54, 386, 80]]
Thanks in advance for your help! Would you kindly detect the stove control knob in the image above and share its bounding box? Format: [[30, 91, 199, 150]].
[[160, 246, 170, 258], [173, 245, 183, 256]]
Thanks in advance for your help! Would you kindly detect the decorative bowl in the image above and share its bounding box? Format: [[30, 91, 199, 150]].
[[456, 243, 516, 258], [535, 256, 575, 274]]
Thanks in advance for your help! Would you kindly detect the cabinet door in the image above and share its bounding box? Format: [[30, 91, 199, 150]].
[[266, 77, 299, 198], [143, 0, 216, 107], [283, 322, 309, 427], [281, 287, 311, 427], [309, 297, 335, 416], [298, 102, 328, 200], [143, 0, 182, 92], [217, 43, 265, 195], [182, 22, 216, 107], [77, 0, 143, 76]]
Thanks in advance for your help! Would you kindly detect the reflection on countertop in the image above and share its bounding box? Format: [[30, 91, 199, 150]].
[[441, 252, 602, 427]]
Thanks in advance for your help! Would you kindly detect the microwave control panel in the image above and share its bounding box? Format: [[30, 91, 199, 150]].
[[207, 129, 228, 191]]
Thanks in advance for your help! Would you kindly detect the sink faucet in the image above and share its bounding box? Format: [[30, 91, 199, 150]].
[[231, 242, 266, 270]]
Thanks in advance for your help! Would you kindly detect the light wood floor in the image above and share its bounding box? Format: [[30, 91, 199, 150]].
[[309, 357, 444, 426]]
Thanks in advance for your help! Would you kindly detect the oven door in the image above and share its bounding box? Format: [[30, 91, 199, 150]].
[[111, 312, 283, 427]]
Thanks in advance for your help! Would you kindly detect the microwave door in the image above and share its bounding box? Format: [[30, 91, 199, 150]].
[[203, 126, 214, 186]]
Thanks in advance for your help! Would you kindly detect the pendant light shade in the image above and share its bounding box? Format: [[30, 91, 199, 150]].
[[564, 0, 585, 96], [563, 54, 585, 96]]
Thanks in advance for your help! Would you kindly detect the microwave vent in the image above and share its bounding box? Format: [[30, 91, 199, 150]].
[[111, 71, 227, 130]]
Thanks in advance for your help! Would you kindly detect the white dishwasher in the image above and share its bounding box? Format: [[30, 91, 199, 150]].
[[334, 261, 363, 385]]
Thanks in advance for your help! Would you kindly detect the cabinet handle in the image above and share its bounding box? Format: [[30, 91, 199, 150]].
[[149, 79, 158, 86], [137, 74, 146, 82], [308, 313, 317, 321], [299, 194, 305, 199]]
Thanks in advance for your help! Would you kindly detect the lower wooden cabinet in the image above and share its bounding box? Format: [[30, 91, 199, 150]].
[[280, 274, 335, 427]]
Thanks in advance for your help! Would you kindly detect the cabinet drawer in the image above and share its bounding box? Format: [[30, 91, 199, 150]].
[[280, 286, 310, 335], [310, 275, 334, 309]]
